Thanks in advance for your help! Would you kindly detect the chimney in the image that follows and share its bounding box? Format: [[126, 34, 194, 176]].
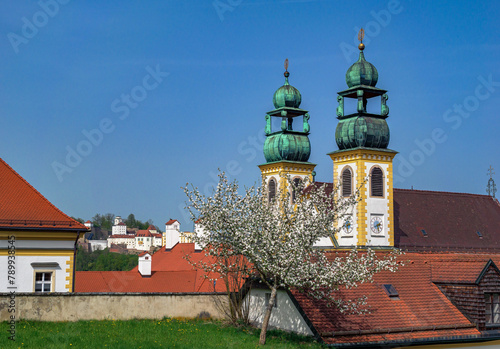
[[138, 252, 151, 277]]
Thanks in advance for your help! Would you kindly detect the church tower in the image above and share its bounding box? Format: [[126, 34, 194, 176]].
[[258, 60, 316, 201], [328, 31, 397, 248]]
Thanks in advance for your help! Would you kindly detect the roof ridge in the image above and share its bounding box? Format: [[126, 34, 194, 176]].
[[0, 157, 86, 230], [394, 187, 491, 198]]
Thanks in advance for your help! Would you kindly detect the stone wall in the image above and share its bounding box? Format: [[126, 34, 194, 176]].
[[0, 293, 226, 322]]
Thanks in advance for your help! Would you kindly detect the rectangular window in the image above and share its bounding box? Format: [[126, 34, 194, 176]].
[[485, 293, 500, 324], [265, 292, 277, 308], [34, 272, 52, 293]]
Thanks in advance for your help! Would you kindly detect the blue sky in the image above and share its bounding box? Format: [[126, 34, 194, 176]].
[[1, 0, 499, 230]]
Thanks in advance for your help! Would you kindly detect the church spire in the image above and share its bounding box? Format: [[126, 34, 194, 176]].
[[263, 59, 311, 163], [328, 30, 397, 249], [259, 60, 316, 204], [335, 29, 390, 150]]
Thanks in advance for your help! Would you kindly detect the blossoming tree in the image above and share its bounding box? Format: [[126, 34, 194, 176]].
[[183, 172, 400, 345]]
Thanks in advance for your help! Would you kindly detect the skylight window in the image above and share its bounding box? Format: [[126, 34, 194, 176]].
[[383, 284, 399, 299], [421, 229, 428, 237], [477, 231, 483, 239]]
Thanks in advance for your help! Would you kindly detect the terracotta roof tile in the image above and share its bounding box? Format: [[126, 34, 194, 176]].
[[291, 252, 487, 344], [0, 157, 86, 230], [76, 243, 239, 293], [165, 219, 179, 225]]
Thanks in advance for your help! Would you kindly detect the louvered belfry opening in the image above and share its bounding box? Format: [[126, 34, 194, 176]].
[[268, 178, 276, 202], [371, 167, 384, 197], [291, 177, 302, 203], [342, 168, 352, 197]]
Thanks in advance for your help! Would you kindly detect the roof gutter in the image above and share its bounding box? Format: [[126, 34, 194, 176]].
[[321, 323, 476, 337], [325, 334, 500, 348]]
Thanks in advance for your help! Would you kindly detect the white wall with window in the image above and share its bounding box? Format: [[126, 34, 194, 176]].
[[0, 255, 71, 293], [364, 162, 390, 246], [335, 163, 359, 247]]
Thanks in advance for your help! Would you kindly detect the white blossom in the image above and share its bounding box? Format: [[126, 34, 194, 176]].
[[183, 172, 402, 345]]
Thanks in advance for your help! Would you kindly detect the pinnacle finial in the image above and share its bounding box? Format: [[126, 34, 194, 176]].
[[358, 28, 365, 51], [283, 58, 290, 82], [487, 166, 497, 198], [488, 165, 495, 179]]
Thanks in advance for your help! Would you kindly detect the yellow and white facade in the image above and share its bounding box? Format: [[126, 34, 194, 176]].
[[330, 148, 397, 247], [0, 230, 82, 293]]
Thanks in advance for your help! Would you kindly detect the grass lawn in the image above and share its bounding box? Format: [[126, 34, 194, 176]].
[[0, 318, 324, 348]]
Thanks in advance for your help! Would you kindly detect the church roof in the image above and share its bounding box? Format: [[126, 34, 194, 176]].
[[305, 183, 500, 252], [394, 189, 500, 252], [165, 219, 179, 225], [0, 157, 86, 231]]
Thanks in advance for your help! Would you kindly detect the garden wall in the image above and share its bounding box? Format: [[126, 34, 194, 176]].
[[0, 293, 226, 322]]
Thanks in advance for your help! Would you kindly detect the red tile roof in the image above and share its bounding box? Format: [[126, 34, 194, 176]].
[[75, 243, 232, 293], [136, 230, 152, 237], [291, 252, 489, 345], [0, 157, 86, 230], [165, 219, 179, 225], [147, 224, 156, 230], [117, 222, 126, 226], [394, 189, 500, 252]]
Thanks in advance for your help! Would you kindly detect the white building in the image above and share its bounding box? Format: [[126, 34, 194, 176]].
[[112, 221, 127, 235], [164, 219, 181, 249], [108, 225, 162, 251], [107, 234, 135, 249]]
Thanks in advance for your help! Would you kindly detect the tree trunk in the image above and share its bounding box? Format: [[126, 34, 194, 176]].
[[259, 286, 277, 345]]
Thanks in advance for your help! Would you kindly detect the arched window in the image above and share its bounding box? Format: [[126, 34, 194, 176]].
[[291, 177, 302, 203], [371, 167, 384, 197], [268, 178, 276, 202], [342, 168, 352, 197]]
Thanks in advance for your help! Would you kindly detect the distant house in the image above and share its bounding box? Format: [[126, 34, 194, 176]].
[[0, 157, 87, 293], [163, 219, 201, 250], [107, 224, 162, 251]]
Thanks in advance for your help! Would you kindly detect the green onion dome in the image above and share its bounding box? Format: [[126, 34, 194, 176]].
[[273, 71, 302, 109], [264, 133, 311, 163], [345, 47, 378, 88], [335, 117, 389, 150]]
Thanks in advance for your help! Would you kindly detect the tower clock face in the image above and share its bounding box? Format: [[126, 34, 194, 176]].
[[370, 216, 383, 234], [342, 217, 353, 234]]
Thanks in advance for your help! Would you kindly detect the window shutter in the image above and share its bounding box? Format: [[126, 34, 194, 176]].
[[371, 167, 384, 197], [292, 178, 302, 203], [268, 179, 276, 202], [342, 169, 352, 197]]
